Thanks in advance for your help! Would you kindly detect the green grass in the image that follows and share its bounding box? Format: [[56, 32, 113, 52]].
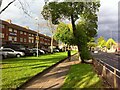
[[62, 64, 102, 89], [1, 51, 76, 89]]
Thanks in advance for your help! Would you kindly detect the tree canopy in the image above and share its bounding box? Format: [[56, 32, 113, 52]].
[[41, 1, 100, 62], [106, 38, 116, 49]]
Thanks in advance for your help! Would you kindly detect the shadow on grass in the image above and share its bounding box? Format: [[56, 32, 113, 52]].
[[62, 64, 102, 89], [2, 56, 66, 69]]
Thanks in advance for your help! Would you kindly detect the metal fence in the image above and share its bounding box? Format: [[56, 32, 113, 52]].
[[93, 59, 120, 88]]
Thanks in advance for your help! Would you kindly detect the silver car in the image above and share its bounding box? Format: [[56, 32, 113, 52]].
[[1, 48, 25, 58], [0, 50, 8, 59]]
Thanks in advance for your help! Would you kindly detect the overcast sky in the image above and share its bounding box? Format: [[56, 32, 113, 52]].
[[1, 0, 120, 42]]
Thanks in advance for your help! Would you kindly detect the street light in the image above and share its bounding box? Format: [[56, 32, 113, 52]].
[[35, 17, 39, 57]]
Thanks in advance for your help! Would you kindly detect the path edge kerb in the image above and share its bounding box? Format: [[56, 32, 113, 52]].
[[17, 53, 77, 89]]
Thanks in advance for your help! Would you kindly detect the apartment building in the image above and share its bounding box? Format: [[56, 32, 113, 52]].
[[0, 19, 58, 50]]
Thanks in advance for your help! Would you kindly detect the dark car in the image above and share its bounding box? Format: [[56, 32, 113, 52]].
[[32, 49, 45, 56], [3, 44, 33, 56]]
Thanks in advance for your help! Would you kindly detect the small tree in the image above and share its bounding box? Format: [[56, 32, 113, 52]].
[[106, 38, 116, 49]]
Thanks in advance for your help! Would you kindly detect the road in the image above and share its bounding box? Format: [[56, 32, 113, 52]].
[[91, 51, 120, 71]]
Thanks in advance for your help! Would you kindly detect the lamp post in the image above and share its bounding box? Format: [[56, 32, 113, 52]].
[[35, 17, 39, 57]]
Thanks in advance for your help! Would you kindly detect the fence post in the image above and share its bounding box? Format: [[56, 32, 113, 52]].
[[102, 65, 106, 79], [114, 68, 117, 88]]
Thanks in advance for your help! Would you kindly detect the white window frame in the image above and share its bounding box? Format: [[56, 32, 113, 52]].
[[14, 30, 17, 33], [9, 28, 12, 32], [20, 31, 23, 34], [14, 37, 17, 41], [20, 38, 23, 42], [9, 36, 12, 41], [24, 38, 26, 42], [24, 32, 27, 35]]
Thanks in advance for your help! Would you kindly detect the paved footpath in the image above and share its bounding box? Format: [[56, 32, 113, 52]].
[[22, 54, 80, 89]]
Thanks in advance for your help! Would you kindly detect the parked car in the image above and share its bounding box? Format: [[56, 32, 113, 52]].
[[32, 48, 45, 56], [3, 44, 33, 56], [0, 49, 8, 59], [1, 48, 25, 58], [53, 49, 59, 52]]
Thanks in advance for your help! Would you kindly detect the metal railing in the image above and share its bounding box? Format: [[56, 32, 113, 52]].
[[93, 58, 120, 88]]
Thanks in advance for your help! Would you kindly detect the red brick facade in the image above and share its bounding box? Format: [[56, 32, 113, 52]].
[[0, 20, 58, 50]]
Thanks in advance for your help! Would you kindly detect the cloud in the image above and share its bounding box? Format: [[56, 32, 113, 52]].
[[97, 0, 120, 41]]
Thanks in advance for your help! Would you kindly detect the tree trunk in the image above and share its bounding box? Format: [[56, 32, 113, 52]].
[[70, 14, 85, 63]]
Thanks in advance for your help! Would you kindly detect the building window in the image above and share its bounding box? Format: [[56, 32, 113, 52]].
[[20, 31, 23, 34], [32, 34, 34, 36], [9, 28, 12, 32], [29, 34, 31, 36], [14, 30, 17, 33], [24, 32, 26, 35], [24, 38, 26, 42], [14, 37, 17, 41], [2, 33, 4, 38], [2, 25, 5, 28], [29, 39, 31, 43], [20, 38, 23, 42], [32, 40, 34, 43], [9, 36, 12, 41]]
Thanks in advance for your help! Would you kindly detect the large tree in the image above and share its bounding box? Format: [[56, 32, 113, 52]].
[[41, 1, 100, 63]]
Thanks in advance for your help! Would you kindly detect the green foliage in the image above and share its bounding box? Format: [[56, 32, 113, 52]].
[[62, 64, 102, 88], [42, 2, 100, 25], [106, 38, 116, 49], [100, 40, 106, 48], [88, 42, 97, 49], [97, 36, 105, 46], [54, 22, 75, 45], [80, 46, 92, 60]]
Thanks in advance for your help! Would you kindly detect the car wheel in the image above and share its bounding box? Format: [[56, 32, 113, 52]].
[[16, 54, 21, 58], [2, 55, 5, 59], [33, 53, 36, 56]]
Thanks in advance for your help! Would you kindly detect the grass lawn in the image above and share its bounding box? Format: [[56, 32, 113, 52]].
[[1, 51, 76, 89], [62, 64, 103, 89]]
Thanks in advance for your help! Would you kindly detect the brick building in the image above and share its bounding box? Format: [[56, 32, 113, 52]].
[[0, 19, 58, 50]]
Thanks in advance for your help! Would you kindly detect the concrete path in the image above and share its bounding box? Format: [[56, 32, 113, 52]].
[[22, 54, 80, 89]]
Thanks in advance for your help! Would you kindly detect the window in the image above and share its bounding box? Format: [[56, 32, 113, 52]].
[[9, 28, 12, 32], [9, 36, 12, 41], [24, 38, 26, 42], [0, 33, 2, 38], [2, 33, 4, 38], [2, 25, 5, 28], [29, 39, 31, 43], [20, 38, 23, 42], [29, 34, 31, 36], [14, 30, 17, 33], [32, 40, 34, 43], [24, 32, 26, 35], [14, 37, 17, 41], [32, 34, 34, 36], [2, 49, 14, 52], [20, 31, 23, 34]]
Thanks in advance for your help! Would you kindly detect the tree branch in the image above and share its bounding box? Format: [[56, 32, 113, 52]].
[[0, 0, 16, 14]]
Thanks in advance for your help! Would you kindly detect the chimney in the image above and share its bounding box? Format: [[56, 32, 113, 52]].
[[24, 26, 29, 29], [6, 19, 12, 23]]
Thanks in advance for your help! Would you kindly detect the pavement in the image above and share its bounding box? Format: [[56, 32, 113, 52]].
[[21, 54, 80, 89]]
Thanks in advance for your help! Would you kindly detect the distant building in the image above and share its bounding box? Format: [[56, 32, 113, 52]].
[[0, 19, 58, 50]]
